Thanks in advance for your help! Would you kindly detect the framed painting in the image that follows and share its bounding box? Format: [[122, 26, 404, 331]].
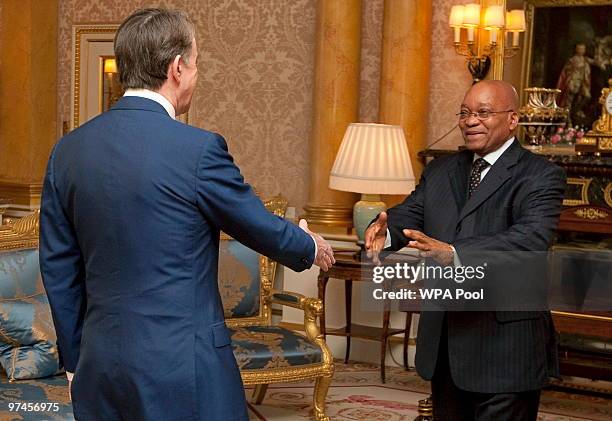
[[71, 24, 189, 130], [520, 1, 612, 129]]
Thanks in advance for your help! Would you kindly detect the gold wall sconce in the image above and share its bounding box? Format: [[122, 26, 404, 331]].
[[449, 2, 525, 82]]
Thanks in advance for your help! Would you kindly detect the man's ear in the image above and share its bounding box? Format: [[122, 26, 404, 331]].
[[168, 55, 182, 83], [509, 111, 519, 130]]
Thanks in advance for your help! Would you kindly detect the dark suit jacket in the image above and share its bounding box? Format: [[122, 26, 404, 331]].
[[386, 139, 566, 393], [39, 96, 315, 421]]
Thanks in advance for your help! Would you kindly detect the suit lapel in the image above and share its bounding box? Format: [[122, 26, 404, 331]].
[[448, 150, 472, 213], [457, 140, 523, 224]]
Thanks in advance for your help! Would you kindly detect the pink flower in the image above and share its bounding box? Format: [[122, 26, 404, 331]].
[[557, 127, 564, 134], [576, 131, 585, 139], [551, 134, 561, 144]]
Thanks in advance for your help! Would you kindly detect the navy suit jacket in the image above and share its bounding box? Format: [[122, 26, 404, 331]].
[[386, 140, 566, 393], [39, 96, 315, 421]]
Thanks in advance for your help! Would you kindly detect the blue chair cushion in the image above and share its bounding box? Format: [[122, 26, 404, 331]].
[[0, 249, 60, 380], [231, 326, 322, 370], [218, 239, 261, 318]]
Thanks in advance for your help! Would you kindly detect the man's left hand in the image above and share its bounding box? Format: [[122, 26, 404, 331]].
[[403, 229, 454, 266]]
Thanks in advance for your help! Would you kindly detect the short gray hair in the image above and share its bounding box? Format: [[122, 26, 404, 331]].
[[114, 8, 195, 90]]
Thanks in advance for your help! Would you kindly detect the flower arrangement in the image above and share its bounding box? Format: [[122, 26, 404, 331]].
[[548, 125, 586, 146]]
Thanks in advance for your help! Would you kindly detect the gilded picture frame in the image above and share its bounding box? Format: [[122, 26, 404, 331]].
[[519, 0, 612, 128], [71, 25, 119, 129], [71, 24, 189, 129]]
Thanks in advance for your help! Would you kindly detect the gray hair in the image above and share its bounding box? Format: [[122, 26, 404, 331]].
[[114, 8, 195, 90]]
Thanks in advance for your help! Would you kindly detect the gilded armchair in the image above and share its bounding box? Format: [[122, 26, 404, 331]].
[[218, 195, 334, 421]]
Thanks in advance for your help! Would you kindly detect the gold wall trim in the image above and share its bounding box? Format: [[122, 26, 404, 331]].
[[563, 177, 591, 206], [72, 25, 118, 128], [0, 180, 43, 208]]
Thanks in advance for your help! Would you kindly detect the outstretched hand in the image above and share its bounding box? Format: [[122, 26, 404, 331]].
[[403, 229, 454, 266], [299, 219, 335, 271], [364, 211, 388, 264]]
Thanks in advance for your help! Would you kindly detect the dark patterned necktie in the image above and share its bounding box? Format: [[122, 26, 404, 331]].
[[468, 158, 490, 198]]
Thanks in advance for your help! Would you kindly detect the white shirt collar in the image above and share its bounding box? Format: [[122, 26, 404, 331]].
[[123, 89, 176, 120], [474, 136, 515, 166]]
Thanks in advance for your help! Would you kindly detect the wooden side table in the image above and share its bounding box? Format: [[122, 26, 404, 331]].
[[317, 251, 418, 383]]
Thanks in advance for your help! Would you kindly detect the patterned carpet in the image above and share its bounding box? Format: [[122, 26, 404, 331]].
[[1, 361, 610, 420]]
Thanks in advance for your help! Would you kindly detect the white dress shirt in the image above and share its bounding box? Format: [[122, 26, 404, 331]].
[[123, 89, 176, 119]]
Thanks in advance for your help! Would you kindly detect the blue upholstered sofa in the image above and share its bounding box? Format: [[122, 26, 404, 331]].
[[0, 211, 75, 420]]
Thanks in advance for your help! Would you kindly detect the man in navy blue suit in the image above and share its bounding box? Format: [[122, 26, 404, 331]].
[[39, 8, 334, 421]]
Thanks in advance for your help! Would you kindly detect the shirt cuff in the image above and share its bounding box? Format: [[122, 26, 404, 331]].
[[450, 245, 462, 267], [384, 229, 391, 248], [66, 371, 74, 381], [310, 234, 317, 262]]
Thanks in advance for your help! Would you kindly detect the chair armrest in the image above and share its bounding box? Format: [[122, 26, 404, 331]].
[[270, 290, 306, 309], [269, 290, 325, 344]]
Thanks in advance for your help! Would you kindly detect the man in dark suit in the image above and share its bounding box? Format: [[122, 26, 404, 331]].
[[365, 80, 566, 420], [39, 8, 334, 421]]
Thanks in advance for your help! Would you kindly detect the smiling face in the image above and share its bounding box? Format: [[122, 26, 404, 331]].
[[459, 81, 519, 156]]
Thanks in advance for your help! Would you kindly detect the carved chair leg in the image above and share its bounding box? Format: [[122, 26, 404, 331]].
[[251, 383, 269, 405], [313, 375, 332, 421]]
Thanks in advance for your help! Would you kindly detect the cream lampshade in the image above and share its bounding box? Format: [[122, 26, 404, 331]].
[[506, 9, 526, 47], [484, 5, 505, 44], [329, 123, 415, 242], [449, 5, 465, 43]]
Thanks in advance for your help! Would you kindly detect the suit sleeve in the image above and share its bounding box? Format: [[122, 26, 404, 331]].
[[195, 134, 315, 272], [39, 145, 87, 373], [453, 163, 566, 256], [385, 166, 428, 251]]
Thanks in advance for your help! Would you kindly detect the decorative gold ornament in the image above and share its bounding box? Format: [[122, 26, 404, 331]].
[[574, 208, 608, 220], [576, 79, 612, 156], [604, 183, 612, 208], [563, 178, 592, 207], [0, 210, 39, 251]]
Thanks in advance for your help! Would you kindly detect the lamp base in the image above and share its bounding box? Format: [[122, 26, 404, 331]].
[[353, 194, 387, 243]]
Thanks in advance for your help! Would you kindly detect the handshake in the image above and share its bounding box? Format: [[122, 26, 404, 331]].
[[298, 219, 335, 271]]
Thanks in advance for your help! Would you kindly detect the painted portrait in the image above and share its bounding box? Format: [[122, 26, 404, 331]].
[[528, 4, 612, 129]]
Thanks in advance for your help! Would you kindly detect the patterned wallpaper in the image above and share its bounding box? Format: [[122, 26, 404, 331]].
[[426, 0, 473, 149], [359, 0, 384, 123], [57, 0, 317, 211], [56, 0, 470, 209]]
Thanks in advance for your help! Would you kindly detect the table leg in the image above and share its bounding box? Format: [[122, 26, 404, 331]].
[[344, 279, 352, 364], [404, 312, 413, 370], [317, 273, 329, 338], [381, 309, 390, 383]]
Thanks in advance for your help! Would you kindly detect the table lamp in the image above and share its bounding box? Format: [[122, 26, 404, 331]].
[[329, 123, 415, 242]]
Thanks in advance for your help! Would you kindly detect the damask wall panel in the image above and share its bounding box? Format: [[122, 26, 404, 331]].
[[359, 0, 384, 123], [56, 0, 468, 208], [57, 0, 316, 211], [426, 0, 473, 149]]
